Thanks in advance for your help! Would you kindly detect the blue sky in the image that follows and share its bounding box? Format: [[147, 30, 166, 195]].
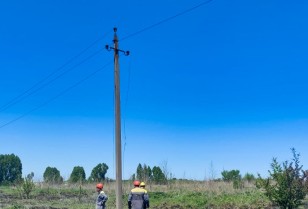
[[1, 0, 308, 181]]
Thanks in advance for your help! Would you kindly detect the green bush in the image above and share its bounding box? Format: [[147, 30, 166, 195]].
[[22, 179, 35, 199], [256, 148, 308, 209], [22, 172, 35, 199]]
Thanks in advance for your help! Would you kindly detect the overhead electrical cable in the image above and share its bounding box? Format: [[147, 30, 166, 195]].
[[119, 0, 214, 170], [0, 47, 106, 113], [122, 55, 132, 178], [0, 31, 112, 113], [0, 61, 113, 129], [0, 0, 215, 128], [121, 0, 214, 41]]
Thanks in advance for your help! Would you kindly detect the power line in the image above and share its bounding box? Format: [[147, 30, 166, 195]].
[[0, 0, 214, 113], [0, 31, 112, 113], [0, 46, 106, 113], [122, 55, 132, 180], [0, 61, 113, 129], [0, 0, 215, 128], [121, 0, 214, 41]]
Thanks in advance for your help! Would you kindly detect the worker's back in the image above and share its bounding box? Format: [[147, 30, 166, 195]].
[[128, 187, 147, 209]]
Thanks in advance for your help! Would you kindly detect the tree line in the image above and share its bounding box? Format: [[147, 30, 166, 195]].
[[43, 163, 109, 184], [130, 163, 168, 185], [0, 154, 110, 185], [1, 148, 308, 208], [0, 154, 168, 185]]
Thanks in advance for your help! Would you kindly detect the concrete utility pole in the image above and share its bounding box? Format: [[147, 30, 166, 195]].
[[106, 28, 129, 209]]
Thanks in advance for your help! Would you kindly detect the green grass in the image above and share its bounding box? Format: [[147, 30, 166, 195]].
[[0, 181, 306, 209], [146, 190, 272, 209]]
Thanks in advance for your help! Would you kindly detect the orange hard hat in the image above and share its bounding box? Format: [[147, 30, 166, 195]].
[[96, 183, 103, 189], [133, 180, 140, 186]]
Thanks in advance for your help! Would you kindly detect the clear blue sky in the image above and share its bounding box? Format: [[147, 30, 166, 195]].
[[1, 0, 308, 181]]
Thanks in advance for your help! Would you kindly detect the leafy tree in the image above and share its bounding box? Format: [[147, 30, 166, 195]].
[[144, 165, 152, 182], [130, 173, 136, 180], [43, 166, 63, 184], [26, 172, 34, 180], [88, 163, 109, 182], [221, 169, 242, 189], [0, 154, 22, 184], [243, 173, 255, 183], [256, 148, 308, 209], [152, 166, 167, 184], [135, 163, 152, 183], [221, 170, 241, 181], [136, 163, 143, 180], [69, 166, 86, 183]]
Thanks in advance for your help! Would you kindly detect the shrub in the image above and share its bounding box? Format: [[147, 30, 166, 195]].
[[256, 148, 308, 209], [16, 172, 35, 199], [22, 173, 35, 199]]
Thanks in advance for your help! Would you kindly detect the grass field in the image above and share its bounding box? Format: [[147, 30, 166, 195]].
[[0, 180, 307, 209]]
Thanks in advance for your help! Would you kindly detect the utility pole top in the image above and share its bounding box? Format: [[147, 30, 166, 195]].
[[105, 29, 130, 56]]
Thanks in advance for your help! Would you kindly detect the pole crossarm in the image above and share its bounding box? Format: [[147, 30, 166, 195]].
[[106, 44, 130, 56], [106, 28, 130, 56]]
